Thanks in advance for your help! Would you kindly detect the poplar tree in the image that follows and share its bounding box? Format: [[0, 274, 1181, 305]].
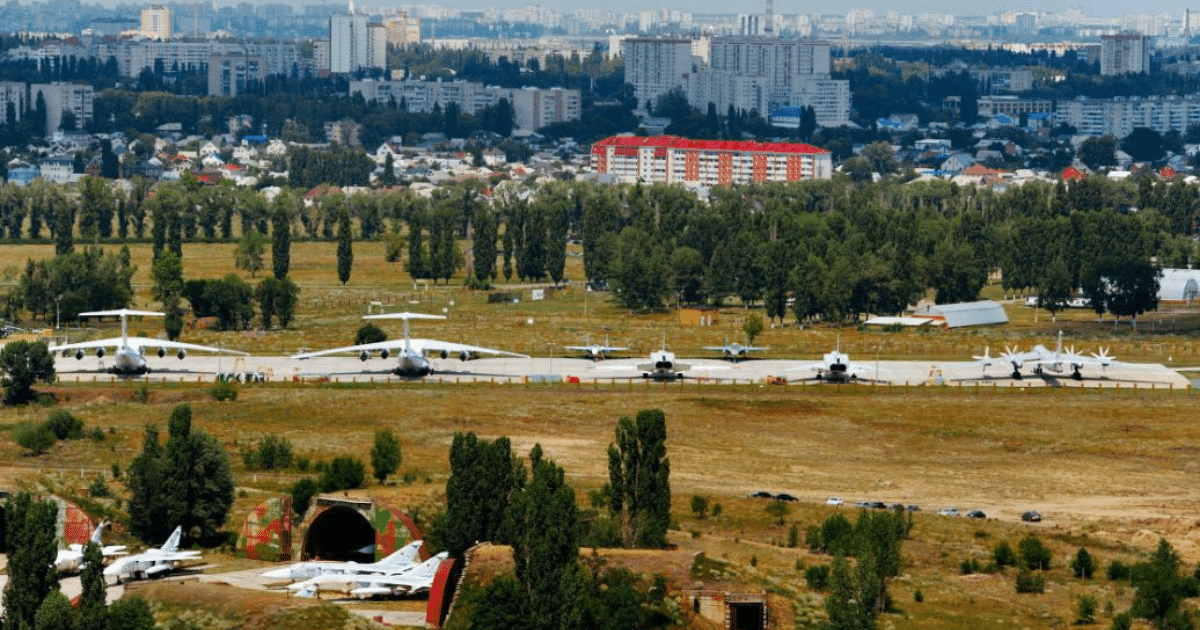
[[607, 408, 671, 548], [370, 429, 402, 484], [2, 493, 59, 630], [438, 432, 519, 559], [270, 201, 291, 280], [78, 543, 107, 630], [336, 209, 353, 285]]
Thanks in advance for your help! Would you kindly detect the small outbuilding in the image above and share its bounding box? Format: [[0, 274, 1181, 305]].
[[914, 300, 1008, 328]]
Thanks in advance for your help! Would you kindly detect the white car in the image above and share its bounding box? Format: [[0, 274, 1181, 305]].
[[826, 497, 843, 506], [937, 507, 960, 517]]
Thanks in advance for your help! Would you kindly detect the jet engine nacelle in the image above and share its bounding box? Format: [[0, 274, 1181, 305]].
[[440, 349, 449, 360], [176, 349, 186, 360], [95, 347, 105, 359], [459, 350, 470, 362], [74, 349, 85, 360], [157, 347, 166, 358], [360, 350, 370, 362], [379, 348, 390, 360]]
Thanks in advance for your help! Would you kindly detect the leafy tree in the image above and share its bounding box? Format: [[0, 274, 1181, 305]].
[[1036, 256, 1073, 321], [1072, 548, 1097, 579], [994, 541, 1017, 568], [607, 409, 671, 548], [44, 409, 83, 440], [336, 209, 353, 285], [370, 429, 402, 484], [1019, 535, 1052, 571], [690, 495, 708, 519], [3, 492, 60, 630], [126, 425, 168, 542], [743, 312, 764, 346], [0, 340, 55, 405], [270, 199, 292, 280], [1131, 539, 1187, 629], [765, 499, 790, 525], [290, 478, 318, 519], [319, 456, 366, 492], [1076, 594, 1098, 624], [32, 591, 73, 630], [1102, 260, 1161, 330], [104, 597, 154, 630], [1078, 136, 1117, 170], [234, 230, 266, 278], [610, 227, 671, 310], [825, 555, 873, 630], [1121, 127, 1166, 163], [78, 543, 107, 630], [150, 251, 185, 340], [437, 433, 519, 559], [355, 322, 387, 345]]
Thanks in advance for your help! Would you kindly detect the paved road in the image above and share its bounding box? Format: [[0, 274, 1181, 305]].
[[54, 354, 1192, 390]]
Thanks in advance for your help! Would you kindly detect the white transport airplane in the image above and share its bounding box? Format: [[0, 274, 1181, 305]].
[[292, 312, 527, 378], [103, 526, 202, 583], [261, 540, 424, 585], [51, 309, 248, 375], [54, 520, 127, 573], [976, 331, 1115, 380], [286, 551, 450, 599]]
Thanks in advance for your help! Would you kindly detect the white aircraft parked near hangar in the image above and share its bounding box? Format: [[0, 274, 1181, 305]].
[[261, 540, 424, 585], [285, 550, 449, 599], [54, 520, 127, 573], [705, 338, 768, 362], [51, 309, 248, 375], [565, 334, 629, 360], [292, 312, 527, 378], [103, 526, 202, 583], [974, 331, 1115, 380]]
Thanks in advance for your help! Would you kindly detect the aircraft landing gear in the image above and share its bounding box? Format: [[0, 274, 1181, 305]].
[[1011, 370, 1022, 380], [1072, 370, 1082, 380]]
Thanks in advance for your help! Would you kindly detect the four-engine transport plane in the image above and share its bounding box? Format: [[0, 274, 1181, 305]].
[[976, 331, 1115, 380], [261, 540, 424, 586], [54, 520, 127, 573], [705, 338, 768, 362], [565, 334, 629, 360], [51, 309, 248, 375], [103, 526, 203, 583], [285, 551, 449, 599], [292, 312, 527, 378]]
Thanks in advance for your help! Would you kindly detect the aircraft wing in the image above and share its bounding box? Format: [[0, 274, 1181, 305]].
[[407, 338, 527, 359], [564, 345, 630, 352], [51, 337, 248, 356]]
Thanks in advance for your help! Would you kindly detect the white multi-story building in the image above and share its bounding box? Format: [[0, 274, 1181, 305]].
[[208, 54, 263, 97], [349, 79, 581, 132], [94, 41, 301, 81], [31, 82, 93, 133], [591, 135, 832, 186], [330, 13, 386, 74], [1100, 32, 1150, 76], [684, 37, 850, 127], [140, 5, 171, 40], [0, 82, 27, 123], [1058, 95, 1200, 137], [621, 38, 695, 110]]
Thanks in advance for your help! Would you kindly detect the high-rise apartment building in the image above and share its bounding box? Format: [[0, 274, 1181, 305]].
[[1100, 32, 1150, 76], [31, 82, 94, 133], [140, 5, 171, 40], [591, 135, 832, 186], [622, 38, 695, 110], [384, 12, 421, 48], [330, 12, 386, 74]]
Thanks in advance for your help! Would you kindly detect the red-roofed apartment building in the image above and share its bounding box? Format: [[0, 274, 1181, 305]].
[[591, 135, 832, 186]]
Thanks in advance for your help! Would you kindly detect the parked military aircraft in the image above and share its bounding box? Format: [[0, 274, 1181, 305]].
[[704, 338, 768, 362], [976, 331, 1115, 380], [286, 551, 449, 599], [565, 334, 629, 360], [103, 526, 202, 583], [292, 312, 527, 378], [51, 309, 247, 375], [261, 540, 424, 585], [54, 520, 126, 573], [788, 338, 885, 383]]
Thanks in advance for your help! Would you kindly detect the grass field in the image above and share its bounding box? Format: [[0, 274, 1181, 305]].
[[3, 241, 1200, 628]]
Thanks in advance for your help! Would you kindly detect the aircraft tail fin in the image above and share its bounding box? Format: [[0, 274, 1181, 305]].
[[90, 520, 107, 544], [161, 526, 182, 553], [1056, 330, 1063, 355], [377, 541, 423, 568], [411, 552, 447, 580]]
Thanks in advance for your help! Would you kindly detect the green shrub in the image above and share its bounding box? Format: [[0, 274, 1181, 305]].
[[1072, 548, 1097, 579], [290, 477, 318, 518], [1107, 560, 1131, 581], [1076, 594, 1098, 624], [994, 541, 1017, 568], [913, 589, 923, 603], [209, 380, 238, 401], [319, 456, 366, 492], [13, 422, 55, 455], [1015, 568, 1045, 594], [44, 410, 83, 440], [1019, 535, 1052, 570], [805, 565, 830, 591], [87, 476, 110, 498]]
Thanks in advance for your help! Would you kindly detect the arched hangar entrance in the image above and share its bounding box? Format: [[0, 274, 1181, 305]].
[[303, 505, 377, 562], [298, 495, 424, 562]]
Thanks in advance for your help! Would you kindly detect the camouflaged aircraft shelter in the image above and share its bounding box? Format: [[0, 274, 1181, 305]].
[[236, 494, 424, 563]]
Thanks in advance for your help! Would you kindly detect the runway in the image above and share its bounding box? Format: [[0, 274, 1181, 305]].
[[52, 354, 1192, 390]]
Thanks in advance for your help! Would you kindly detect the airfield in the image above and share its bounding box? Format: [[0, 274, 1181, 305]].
[[52, 354, 1193, 389]]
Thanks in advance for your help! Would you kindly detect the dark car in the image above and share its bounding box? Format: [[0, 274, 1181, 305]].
[[966, 510, 986, 519], [870, 501, 889, 510], [775, 493, 798, 502], [1022, 510, 1042, 522], [748, 491, 773, 499], [905, 504, 921, 512]]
